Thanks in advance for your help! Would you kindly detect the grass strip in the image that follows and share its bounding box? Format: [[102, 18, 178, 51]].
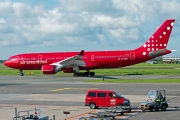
[[1, 63, 180, 76]]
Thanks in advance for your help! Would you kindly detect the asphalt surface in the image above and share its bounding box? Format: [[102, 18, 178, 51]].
[[0, 75, 180, 120]]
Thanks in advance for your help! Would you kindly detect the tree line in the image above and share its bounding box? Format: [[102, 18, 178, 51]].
[[0, 60, 5, 63]]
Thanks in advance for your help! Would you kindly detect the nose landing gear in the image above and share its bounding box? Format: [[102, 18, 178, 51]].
[[19, 70, 24, 76]]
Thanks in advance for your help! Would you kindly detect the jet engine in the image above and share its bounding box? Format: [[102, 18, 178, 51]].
[[41, 65, 59, 74], [62, 68, 74, 73]]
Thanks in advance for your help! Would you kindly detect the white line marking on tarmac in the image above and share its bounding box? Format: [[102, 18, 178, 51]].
[[49, 88, 98, 92]]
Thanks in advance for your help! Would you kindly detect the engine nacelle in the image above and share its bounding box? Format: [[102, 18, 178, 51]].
[[62, 68, 74, 73], [41, 65, 59, 74]]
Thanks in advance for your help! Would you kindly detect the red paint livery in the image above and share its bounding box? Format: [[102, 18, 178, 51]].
[[85, 89, 130, 109], [4, 19, 175, 76]]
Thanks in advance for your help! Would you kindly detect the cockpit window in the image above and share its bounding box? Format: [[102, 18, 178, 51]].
[[8, 57, 19, 61]]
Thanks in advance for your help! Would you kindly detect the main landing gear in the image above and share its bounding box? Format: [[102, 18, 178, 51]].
[[73, 71, 95, 77], [19, 70, 24, 76]]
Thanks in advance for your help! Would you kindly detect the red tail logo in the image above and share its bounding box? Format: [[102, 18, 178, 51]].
[[136, 19, 175, 53]]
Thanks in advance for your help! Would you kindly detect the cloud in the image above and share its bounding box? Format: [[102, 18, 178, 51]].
[[90, 15, 140, 29], [58, 0, 116, 13], [112, 0, 180, 21], [0, 1, 13, 15], [0, 0, 180, 59], [0, 18, 6, 24]]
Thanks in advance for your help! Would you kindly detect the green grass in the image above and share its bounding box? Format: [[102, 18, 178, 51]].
[[1, 62, 180, 76], [85, 79, 180, 83], [0, 69, 71, 76], [0, 63, 70, 76], [1, 63, 180, 83]]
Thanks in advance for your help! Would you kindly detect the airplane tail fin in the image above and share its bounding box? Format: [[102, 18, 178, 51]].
[[136, 19, 175, 54]]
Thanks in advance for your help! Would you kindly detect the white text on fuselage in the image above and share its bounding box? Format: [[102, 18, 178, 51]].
[[20, 60, 47, 64]]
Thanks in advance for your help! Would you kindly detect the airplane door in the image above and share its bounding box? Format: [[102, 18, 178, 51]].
[[14, 56, 19, 63], [91, 54, 94, 61], [38, 55, 42, 60], [130, 52, 135, 60]]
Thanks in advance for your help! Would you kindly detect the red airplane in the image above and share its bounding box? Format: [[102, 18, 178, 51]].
[[4, 19, 175, 76]]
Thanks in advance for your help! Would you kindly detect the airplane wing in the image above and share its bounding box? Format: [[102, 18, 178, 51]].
[[50, 50, 86, 69]]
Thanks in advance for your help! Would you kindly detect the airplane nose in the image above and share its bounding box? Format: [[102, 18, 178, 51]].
[[4, 60, 18, 69], [4, 60, 11, 67]]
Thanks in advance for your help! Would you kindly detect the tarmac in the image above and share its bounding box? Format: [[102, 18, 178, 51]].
[[0, 75, 179, 120]]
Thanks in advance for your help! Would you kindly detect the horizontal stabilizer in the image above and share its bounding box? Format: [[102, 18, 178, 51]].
[[171, 50, 177, 52], [149, 49, 167, 57]]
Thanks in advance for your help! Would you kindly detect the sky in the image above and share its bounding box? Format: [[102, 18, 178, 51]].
[[0, 0, 180, 59]]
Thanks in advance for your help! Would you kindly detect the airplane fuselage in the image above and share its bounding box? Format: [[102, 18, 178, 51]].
[[5, 49, 170, 71]]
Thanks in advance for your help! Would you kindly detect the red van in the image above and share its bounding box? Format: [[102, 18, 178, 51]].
[[85, 89, 131, 109]]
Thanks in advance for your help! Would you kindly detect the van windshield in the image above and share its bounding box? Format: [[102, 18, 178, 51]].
[[115, 92, 123, 98]]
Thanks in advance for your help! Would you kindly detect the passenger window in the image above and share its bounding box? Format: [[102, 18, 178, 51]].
[[97, 93, 106, 97], [88, 92, 96, 97]]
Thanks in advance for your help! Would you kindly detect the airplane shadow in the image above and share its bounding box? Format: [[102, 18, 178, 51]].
[[53, 75, 119, 79], [88, 75, 119, 79]]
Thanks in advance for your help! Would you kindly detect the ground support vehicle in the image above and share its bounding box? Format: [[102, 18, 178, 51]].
[[140, 90, 168, 111], [85, 89, 131, 112]]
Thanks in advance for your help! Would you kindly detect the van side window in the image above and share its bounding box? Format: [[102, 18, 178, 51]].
[[109, 93, 116, 98], [97, 92, 106, 97], [88, 92, 96, 97]]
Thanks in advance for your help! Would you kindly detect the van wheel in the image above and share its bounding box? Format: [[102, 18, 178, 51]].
[[116, 104, 123, 109], [89, 103, 96, 109]]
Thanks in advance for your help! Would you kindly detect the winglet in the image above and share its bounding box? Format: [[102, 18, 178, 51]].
[[79, 50, 84, 56]]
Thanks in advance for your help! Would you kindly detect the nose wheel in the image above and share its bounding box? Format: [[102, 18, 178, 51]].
[[19, 70, 24, 76]]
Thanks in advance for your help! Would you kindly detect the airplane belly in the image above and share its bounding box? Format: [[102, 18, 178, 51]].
[[62, 67, 91, 73], [17, 64, 42, 70]]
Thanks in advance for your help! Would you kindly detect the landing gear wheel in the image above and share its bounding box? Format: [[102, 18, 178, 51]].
[[84, 72, 89, 76], [89, 103, 96, 109], [19, 70, 24, 76], [73, 73, 79, 77], [20, 73, 24, 76], [89, 72, 95, 76]]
